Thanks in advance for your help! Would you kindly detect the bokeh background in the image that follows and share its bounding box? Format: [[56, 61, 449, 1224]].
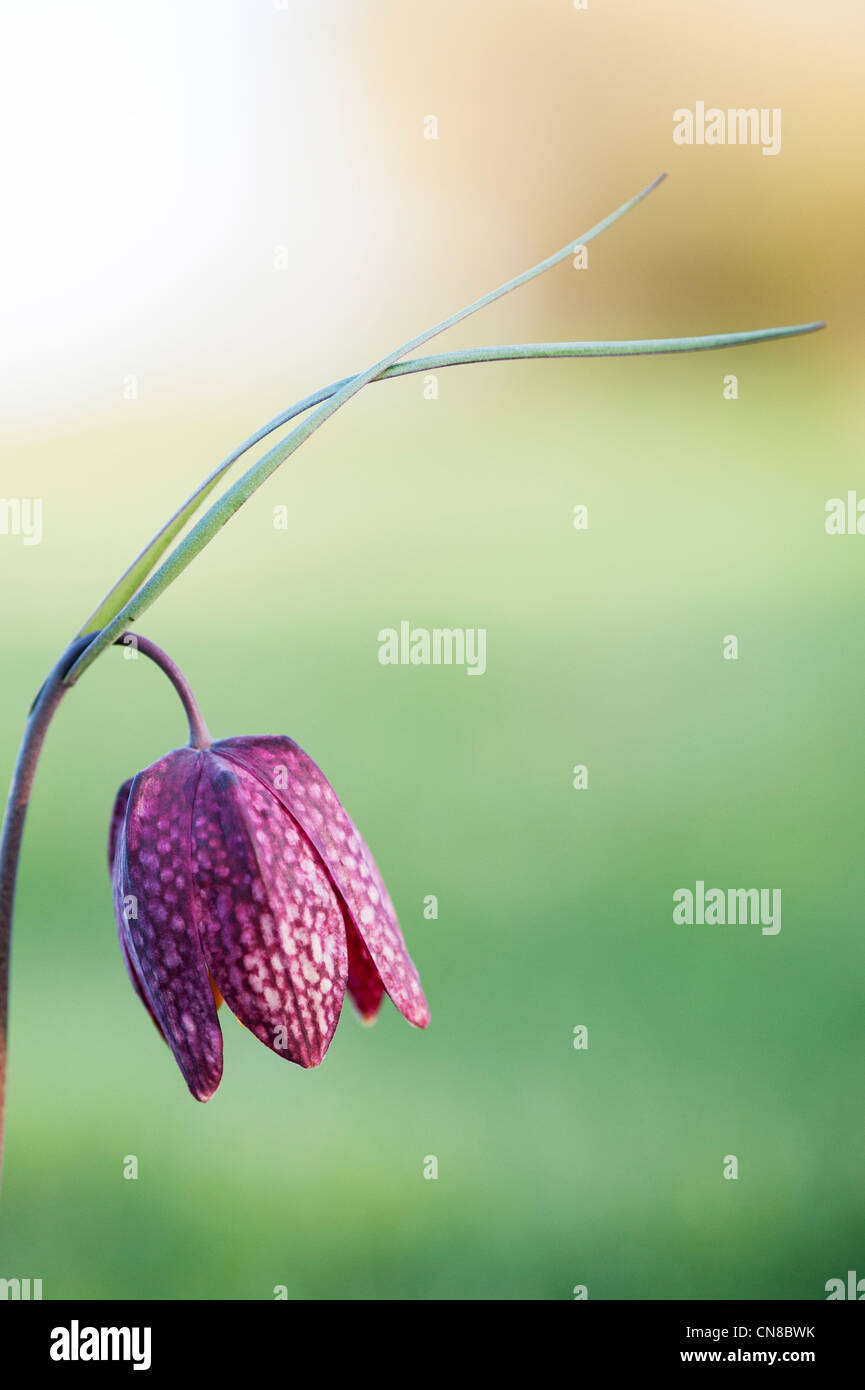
[[1, 0, 863, 1300]]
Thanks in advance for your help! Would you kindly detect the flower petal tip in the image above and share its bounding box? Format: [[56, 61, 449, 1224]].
[[296, 1046, 327, 1069], [186, 1065, 223, 1103]]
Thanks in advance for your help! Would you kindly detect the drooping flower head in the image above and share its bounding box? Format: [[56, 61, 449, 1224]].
[[109, 730, 428, 1101]]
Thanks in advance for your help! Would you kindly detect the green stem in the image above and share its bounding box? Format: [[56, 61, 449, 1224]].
[[67, 173, 669, 679], [78, 318, 827, 639], [67, 318, 828, 683]]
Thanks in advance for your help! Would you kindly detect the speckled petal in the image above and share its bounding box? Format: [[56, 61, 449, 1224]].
[[213, 736, 429, 1029], [112, 749, 223, 1101], [110, 777, 165, 1037], [191, 752, 348, 1068], [108, 777, 134, 871], [118, 909, 167, 1038]]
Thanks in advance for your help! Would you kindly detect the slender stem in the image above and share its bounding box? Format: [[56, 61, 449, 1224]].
[[128, 634, 212, 750], [67, 173, 670, 680], [68, 315, 825, 682], [0, 636, 94, 1188], [77, 317, 828, 642]]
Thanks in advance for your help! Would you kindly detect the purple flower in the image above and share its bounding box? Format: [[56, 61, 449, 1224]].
[[109, 736, 429, 1100]]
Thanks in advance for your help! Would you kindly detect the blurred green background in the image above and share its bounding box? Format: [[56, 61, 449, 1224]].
[[1, 0, 863, 1299]]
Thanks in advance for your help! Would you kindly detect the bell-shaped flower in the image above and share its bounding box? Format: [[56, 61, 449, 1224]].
[[109, 734, 428, 1100]]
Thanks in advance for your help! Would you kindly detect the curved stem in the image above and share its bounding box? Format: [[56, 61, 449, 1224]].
[[0, 636, 94, 1191], [66, 310, 825, 687], [77, 174, 668, 642], [67, 173, 670, 678], [76, 318, 827, 640], [128, 634, 211, 750]]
